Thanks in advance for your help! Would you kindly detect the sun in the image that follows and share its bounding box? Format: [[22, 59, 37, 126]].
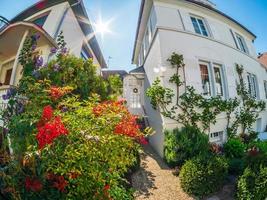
[[95, 21, 109, 34]]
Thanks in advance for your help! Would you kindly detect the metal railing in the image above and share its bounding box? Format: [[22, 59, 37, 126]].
[[0, 16, 9, 32]]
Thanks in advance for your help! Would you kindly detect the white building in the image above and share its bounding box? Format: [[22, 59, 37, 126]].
[[0, 0, 106, 106], [125, 0, 267, 156]]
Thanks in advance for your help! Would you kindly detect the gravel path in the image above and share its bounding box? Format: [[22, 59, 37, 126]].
[[132, 145, 194, 200]]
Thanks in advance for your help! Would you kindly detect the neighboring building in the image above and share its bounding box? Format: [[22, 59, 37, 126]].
[[102, 70, 128, 81], [123, 66, 145, 115], [127, 0, 267, 156], [0, 0, 106, 105], [258, 52, 267, 70]]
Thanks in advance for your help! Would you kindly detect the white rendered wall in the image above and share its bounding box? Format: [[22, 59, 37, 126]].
[[134, 0, 267, 156]]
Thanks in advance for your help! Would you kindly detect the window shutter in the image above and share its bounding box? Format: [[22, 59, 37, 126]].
[[230, 29, 239, 49]]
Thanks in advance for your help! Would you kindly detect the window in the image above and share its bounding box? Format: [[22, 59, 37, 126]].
[[235, 33, 248, 53], [191, 16, 209, 36], [213, 65, 224, 96], [32, 14, 49, 27], [200, 64, 211, 96], [264, 81, 267, 99], [199, 62, 226, 97], [210, 131, 224, 143], [247, 73, 258, 99], [4, 69, 12, 85]]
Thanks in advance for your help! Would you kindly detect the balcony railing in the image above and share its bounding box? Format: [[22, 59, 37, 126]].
[[0, 16, 9, 32]]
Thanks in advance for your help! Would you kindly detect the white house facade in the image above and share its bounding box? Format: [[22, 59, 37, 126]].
[[0, 0, 106, 108], [127, 0, 267, 157]]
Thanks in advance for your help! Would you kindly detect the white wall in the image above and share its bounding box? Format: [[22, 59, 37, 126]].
[[25, 2, 102, 72], [153, 0, 257, 58], [134, 0, 267, 157]]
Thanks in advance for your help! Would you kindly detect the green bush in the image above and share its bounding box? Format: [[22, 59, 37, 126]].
[[228, 158, 245, 175], [0, 34, 140, 200], [179, 155, 228, 198], [223, 138, 245, 159], [164, 126, 210, 167], [237, 167, 267, 200]]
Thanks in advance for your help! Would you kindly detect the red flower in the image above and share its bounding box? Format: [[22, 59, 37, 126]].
[[104, 184, 110, 191], [25, 177, 43, 192], [139, 136, 148, 145], [42, 105, 53, 121], [52, 176, 68, 192], [114, 115, 140, 138], [36, 106, 68, 149]]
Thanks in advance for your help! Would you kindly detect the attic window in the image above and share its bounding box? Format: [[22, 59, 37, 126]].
[[31, 12, 49, 27]]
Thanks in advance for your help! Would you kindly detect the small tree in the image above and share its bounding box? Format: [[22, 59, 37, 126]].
[[227, 64, 266, 138], [146, 52, 225, 132]]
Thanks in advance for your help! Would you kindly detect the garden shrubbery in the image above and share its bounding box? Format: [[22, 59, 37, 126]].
[[237, 167, 267, 200], [164, 126, 210, 167], [179, 155, 228, 198], [0, 33, 147, 199]]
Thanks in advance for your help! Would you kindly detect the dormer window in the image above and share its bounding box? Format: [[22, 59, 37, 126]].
[[235, 33, 248, 53], [190, 16, 209, 37], [31, 12, 49, 27]]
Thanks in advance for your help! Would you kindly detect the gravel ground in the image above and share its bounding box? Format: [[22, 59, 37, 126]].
[[132, 145, 194, 200]]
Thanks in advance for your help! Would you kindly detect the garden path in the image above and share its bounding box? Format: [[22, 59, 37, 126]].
[[132, 145, 194, 200]]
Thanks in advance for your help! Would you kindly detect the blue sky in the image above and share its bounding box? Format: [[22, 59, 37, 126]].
[[1, 0, 267, 72]]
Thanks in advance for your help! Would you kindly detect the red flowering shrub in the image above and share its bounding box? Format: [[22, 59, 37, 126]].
[[46, 173, 68, 192], [42, 105, 54, 121], [25, 177, 43, 192], [49, 86, 73, 101], [93, 100, 128, 116], [36, 106, 68, 149], [93, 101, 148, 145]]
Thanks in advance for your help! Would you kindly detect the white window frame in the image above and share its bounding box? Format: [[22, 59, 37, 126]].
[[264, 80, 267, 99], [190, 15, 209, 37], [199, 61, 227, 98], [199, 62, 212, 96], [209, 131, 224, 143], [212, 64, 226, 97], [235, 33, 248, 54], [247, 73, 258, 99]]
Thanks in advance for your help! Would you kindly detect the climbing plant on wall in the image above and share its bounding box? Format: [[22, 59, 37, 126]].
[[146, 52, 226, 132]]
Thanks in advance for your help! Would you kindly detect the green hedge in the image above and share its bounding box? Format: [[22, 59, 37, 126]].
[[223, 138, 245, 159], [164, 126, 210, 167], [179, 155, 228, 198], [237, 167, 267, 200]]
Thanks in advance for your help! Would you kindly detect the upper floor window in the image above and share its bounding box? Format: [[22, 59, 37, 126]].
[[247, 73, 258, 99], [199, 62, 226, 97], [31, 12, 50, 27], [191, 16, 209, 37], [264, 81, 267, 99], [235, 33, 248, 54]]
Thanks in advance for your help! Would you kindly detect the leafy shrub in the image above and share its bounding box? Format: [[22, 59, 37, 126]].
[[0, 34, 145, 199], [223, 138, 245, 159], [164, 126, 210, 167], [179, 155, 228, 198], [237, 167, 267, 200], [228, 158, 245, 175], [245, 142, 267, 171]]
